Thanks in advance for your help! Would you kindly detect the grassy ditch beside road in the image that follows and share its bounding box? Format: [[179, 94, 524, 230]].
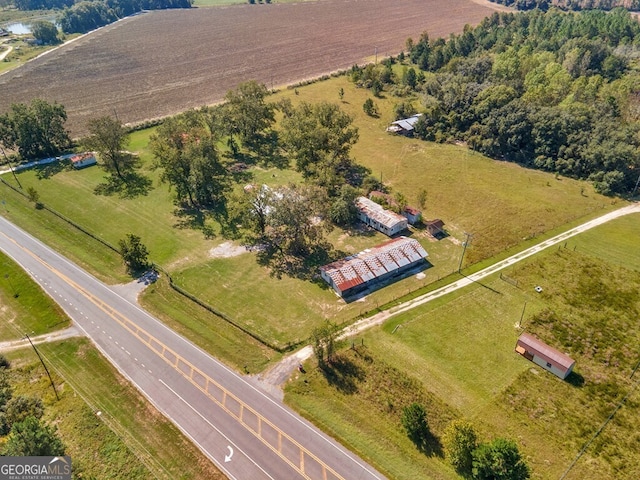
[[1, 252, 70, 339], [0, 251, 226, 479]]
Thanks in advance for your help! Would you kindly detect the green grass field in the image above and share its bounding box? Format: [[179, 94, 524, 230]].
[[285, 213, 640, 480], [1, 252, 70, 340], [0, 71, 620, 362], [1, 53, 638, 480]]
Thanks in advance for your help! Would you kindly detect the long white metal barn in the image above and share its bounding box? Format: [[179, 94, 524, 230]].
[[355, 196, 408, 237], [320, 236, 428, 298]]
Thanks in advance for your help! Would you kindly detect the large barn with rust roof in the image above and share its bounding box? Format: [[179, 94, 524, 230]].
[[319, 237, 428, 298]]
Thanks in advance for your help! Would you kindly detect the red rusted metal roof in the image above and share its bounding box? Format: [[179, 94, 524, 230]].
[[320, 237, 428, 294], [516, 332, 575, 372]]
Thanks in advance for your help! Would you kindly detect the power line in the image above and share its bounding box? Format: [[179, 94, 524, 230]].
[[24, 333, 60, 401]]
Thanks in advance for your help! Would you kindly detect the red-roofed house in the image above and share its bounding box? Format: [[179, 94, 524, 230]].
[[319, 236, 428, 298], [515, 332, 575, 379]]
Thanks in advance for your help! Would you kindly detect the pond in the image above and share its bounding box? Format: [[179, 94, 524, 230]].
[[3, 18, 58, 35]]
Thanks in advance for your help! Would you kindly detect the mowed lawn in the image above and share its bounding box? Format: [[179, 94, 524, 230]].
[[0, 73, 619, 355], [0, 252, 70, 340], [285, 211, 640, 480]]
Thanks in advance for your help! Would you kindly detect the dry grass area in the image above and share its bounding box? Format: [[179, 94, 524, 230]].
[[0, 0, 502, 136]]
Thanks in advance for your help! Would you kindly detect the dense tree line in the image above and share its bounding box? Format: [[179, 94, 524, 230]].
[[0, 99, 71, 160], [56, 0, 191, 34], [488, 0, 640, 11], [14, 0, 73, 11], [362, 8, 640, 195]]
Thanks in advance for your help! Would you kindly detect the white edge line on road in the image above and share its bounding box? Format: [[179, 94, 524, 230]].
[[68, 316, 243, 480], [3, 217, 388, 478], [159, 378, 276, 480]]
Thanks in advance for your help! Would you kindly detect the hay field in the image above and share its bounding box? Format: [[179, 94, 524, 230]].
[[0, 0, 502, 136]]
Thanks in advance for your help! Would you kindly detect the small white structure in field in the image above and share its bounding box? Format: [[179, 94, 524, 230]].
[[70, 152, 97, 169], [515, 332, 575, 379], [386, 114, 423, 136]]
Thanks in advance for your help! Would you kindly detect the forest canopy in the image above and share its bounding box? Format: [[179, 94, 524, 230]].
[[488, 0, 640, 11], [365, 8, 640, 195]]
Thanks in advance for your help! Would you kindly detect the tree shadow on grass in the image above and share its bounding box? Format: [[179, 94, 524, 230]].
[[256, 241, 333, 282], [319, 354, 365, 395], [34, 160, 69, 179], [420, 430, 444, 457], [94, 172, 152, 198], [172, 207, 221, 239]]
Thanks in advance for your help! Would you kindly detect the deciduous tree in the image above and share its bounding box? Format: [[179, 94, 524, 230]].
[[257, 184, 332, 276], [401, 403, 431, 448], [222, 81, 276, 158], [3, 396, 44, 430], [472, 438, 530, 480], [442, 419, 477, 476], [329, 184, 359, 227], [31, 21, 59, 45], [84, 116, 134, 182], [2, 416, 65, 457], [280, 102, 362, 196], [311, 322, 338, 366], [150, 113, 230, 210], [119, 234, 150, 274], [1, 100, 71, 160]]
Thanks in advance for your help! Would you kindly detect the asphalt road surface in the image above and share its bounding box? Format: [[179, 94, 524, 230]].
[[0, 215, 386, 480]]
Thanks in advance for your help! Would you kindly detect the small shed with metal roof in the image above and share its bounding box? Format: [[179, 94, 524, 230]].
[[355, 196, 407, 237], [386, 114, 423, 136], [319, 236, 428, 298], [515, 332, 575, 379]]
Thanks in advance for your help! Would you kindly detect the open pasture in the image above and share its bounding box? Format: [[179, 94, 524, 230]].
[[0, 0, 501, 136], [286, 214, 640, 480]]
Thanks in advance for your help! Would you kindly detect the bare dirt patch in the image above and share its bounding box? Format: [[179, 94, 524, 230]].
[[0, 0, 503, 136], [209, 241, 248, 258]]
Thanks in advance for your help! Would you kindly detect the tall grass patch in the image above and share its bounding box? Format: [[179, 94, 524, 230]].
[[286, 347, 459, 480], [500, 248, 640, 479]]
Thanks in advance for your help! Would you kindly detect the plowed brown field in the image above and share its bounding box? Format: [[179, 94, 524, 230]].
[[0, 0, 503, 136]]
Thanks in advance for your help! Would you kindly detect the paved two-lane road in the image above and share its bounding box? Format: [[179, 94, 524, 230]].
[[0, 215, 386, 480]]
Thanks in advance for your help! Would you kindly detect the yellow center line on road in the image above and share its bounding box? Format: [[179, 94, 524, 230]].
[[5, 232, 344, 480]]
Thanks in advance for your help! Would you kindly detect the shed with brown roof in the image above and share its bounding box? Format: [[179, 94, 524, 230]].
[[515, 332, 575, 379]]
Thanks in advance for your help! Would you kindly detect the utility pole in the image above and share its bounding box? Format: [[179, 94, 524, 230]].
[[1, 146, 22, 190], [458, 232, 472, 273], [375, 46, 378, 64], [632, 172, 640, 197], [25, 333, 60, 401], [518, 301, 527, 328]]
